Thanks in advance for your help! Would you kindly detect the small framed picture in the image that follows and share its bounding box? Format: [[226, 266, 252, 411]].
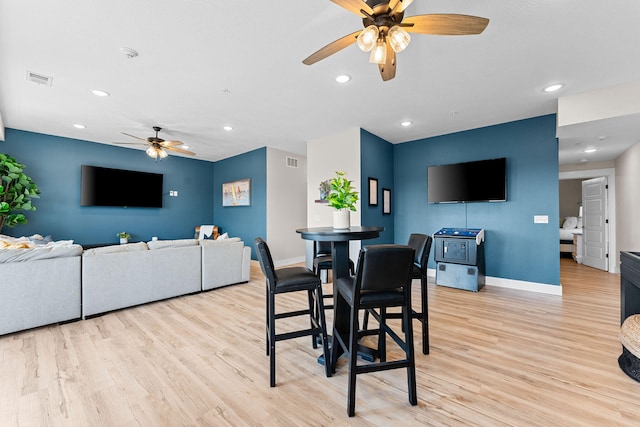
[[382, 188, 391, 215], [368, 177, 378, 206], [222, 178, 251, 207]]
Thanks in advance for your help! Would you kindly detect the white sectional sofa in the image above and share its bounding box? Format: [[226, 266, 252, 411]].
[[0, 236, 251, 334], [82, 240, 203, 317], [0, 243, 84, 335], [82, 238, 251, 318]]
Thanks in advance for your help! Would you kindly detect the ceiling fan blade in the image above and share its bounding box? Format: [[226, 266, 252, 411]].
[[161, 140, 183, 147], [166, 146, 196, 156], [390, 0, 414, 15], [303, 30, 361, 65], [330, 0, 374, 17], [121, 132, 148, 141], [114, 141, 149, 146], [403, 14, 489, 35], [378, 43, 396, 81]]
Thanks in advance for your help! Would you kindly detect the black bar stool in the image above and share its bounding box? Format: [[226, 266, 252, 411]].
[[363, 233, 433, 354], [254, 237, 331, 387], [330, 244, 417, 417]]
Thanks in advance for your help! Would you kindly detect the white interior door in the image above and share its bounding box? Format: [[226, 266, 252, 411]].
[[582, 177, 608, 271]]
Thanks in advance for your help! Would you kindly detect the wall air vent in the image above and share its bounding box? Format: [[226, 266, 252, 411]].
[[286, 156, 299, 168], [26, 71, 53, 86]]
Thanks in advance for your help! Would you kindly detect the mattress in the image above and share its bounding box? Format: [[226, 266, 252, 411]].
[[560, 228, 578, 241]]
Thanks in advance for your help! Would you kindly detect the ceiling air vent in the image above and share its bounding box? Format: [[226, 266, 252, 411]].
[[286, 156, 299, 168], [26, 71, 53, 86]]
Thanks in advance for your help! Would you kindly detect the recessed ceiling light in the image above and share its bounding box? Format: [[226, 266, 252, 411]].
[[223, 125, 234, 131], [91, 89, 110, 97], [584, 147, 598, 153], [73, 124, 86, 129], [400, 121, 413, 127], [335, 74, 351, 83], [543, 83, 564, 92]]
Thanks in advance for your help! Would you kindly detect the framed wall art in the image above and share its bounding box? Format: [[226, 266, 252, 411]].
[[368, 177, 378, 206], [222, 178, 251, 207], [382, 188, 391, 215]]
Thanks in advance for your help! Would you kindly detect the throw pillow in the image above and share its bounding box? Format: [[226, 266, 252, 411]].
[[562, 216, 578, 229], [217, 232, 229, 240]]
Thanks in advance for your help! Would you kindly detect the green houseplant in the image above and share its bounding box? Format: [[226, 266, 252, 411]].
[[326, 171, 358, 229], [116, 231, 131, 244], [0, 153, 40, 234]]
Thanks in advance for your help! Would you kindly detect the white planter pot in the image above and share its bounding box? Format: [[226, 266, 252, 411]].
[[333, 209, 351, 229], [120, 238, 128, 244]]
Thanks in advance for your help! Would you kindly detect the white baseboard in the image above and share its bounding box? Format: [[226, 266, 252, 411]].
[[427, 268, 563, 296]]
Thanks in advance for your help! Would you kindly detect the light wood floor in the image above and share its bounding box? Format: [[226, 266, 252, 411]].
[[1, 258, 639, 426]]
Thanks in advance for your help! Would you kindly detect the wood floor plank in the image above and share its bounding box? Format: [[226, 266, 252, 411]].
[[1, 258, 639, 425]]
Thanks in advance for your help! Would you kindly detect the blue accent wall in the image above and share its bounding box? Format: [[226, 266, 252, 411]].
[[360, 129, 394, 244], [2, 128, 215, 245], [394, 115, 560, 286], [213, 147, 266, 259]]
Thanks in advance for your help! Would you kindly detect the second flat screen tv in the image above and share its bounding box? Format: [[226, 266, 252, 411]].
[[81, 165, 163, 208], [428, 158, 507, 203]]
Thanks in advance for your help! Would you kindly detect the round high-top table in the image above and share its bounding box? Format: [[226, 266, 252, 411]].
[[296, 226, 384, 361]]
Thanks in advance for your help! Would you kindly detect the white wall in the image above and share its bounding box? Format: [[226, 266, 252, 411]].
[[559, 179, 583, 221], [306, 127, 362, 266], [266, 147, 307, 266], [557, 81, 640, 127], [307, 127, 362, 228], [615, 143, 640, 256]]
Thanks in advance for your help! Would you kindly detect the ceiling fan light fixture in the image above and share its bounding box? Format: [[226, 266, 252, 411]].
[[369, 39, 387, 64], [146, 146, 158, 158], [357, 25, 379, 52], [388, 25, 411, 53], [158, 148, 168, 158]]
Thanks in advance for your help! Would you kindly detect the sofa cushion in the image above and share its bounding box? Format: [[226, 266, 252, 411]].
[[83, 241, 148, 256], [0, 244, 83, 263], [147, 239, 199, 250]]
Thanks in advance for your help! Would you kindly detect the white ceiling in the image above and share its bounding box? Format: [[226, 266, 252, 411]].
[[1, 1, 639, 164]]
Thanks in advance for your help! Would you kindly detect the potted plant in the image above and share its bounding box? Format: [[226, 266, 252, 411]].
[[116, 231, 131, 244], [326, 171, 359, 229], [0, 153, 40, 234]]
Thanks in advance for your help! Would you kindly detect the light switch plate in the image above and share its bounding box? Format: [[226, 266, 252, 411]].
[[534, 215, 549, 224]]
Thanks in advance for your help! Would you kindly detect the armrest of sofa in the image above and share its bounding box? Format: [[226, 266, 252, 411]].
[[200, 238, 249, 290], [241, 245, 251, 283]]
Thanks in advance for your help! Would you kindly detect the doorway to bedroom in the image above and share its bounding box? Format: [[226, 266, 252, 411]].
[[559, 168, 617, 273]]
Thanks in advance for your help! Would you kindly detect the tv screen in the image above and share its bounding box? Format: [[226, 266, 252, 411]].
[[81, 165, 163, 208], [427, 158, 507, 203]]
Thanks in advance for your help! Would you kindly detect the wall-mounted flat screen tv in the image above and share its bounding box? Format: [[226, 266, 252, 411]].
[[427, 158, 507, 203], [81, 165, 163, 208]]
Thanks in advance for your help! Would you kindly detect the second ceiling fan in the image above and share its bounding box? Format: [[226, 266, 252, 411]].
[[303, 0, 490, 81], [117, 126, 195, 160]]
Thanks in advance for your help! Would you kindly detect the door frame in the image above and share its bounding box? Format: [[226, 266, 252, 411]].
[[559, 168, 617, 273]]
